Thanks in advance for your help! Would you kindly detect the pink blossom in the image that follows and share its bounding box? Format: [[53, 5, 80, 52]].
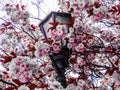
[[88, 53, 95, 61], [94, 13, 104, 21], [74, 64, 79, 68], [39, 51, 44, 57], [16, 62, 21, 66], [75, 43, 84, 52], [57, 29, 64, 38], [52, 44, 60, 53], [69, 37, 74, 43], [45, 47, 50, 53], [51, 30, 56, 38], [25, 77, 31, 82], [77, 57, 85, 65], [67, 43, 72, 49], [80, 61, 85, 66], [84, 3, 89, 9], [71, 42, 77, 47]]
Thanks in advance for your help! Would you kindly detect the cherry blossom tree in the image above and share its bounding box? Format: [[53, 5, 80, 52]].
[[0, 0, 120, 90]]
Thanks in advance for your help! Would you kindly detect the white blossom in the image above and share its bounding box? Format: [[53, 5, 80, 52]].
[[18, 85, 30, 90]]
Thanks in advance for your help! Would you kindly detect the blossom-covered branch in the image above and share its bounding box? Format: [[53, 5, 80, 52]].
[[0, 0, 120, 90]]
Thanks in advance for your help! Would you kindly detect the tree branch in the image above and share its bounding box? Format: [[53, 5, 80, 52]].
[[0, 79, 17, 88], [21, 26, 37, 41]]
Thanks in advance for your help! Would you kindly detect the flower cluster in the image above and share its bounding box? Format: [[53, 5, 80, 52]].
[[0, 0, 120, 90], [34, 41, 50, 57], [0, 30, 19, 54], [8, 56, 38, 82], [5, 4, 29, 25], [51, 25, 67, 40]]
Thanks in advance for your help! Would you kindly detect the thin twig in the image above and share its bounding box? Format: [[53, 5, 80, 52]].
[[30, 16, 42, 21], [21, 26, 36, 41], [29, 28, 37, 39]]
